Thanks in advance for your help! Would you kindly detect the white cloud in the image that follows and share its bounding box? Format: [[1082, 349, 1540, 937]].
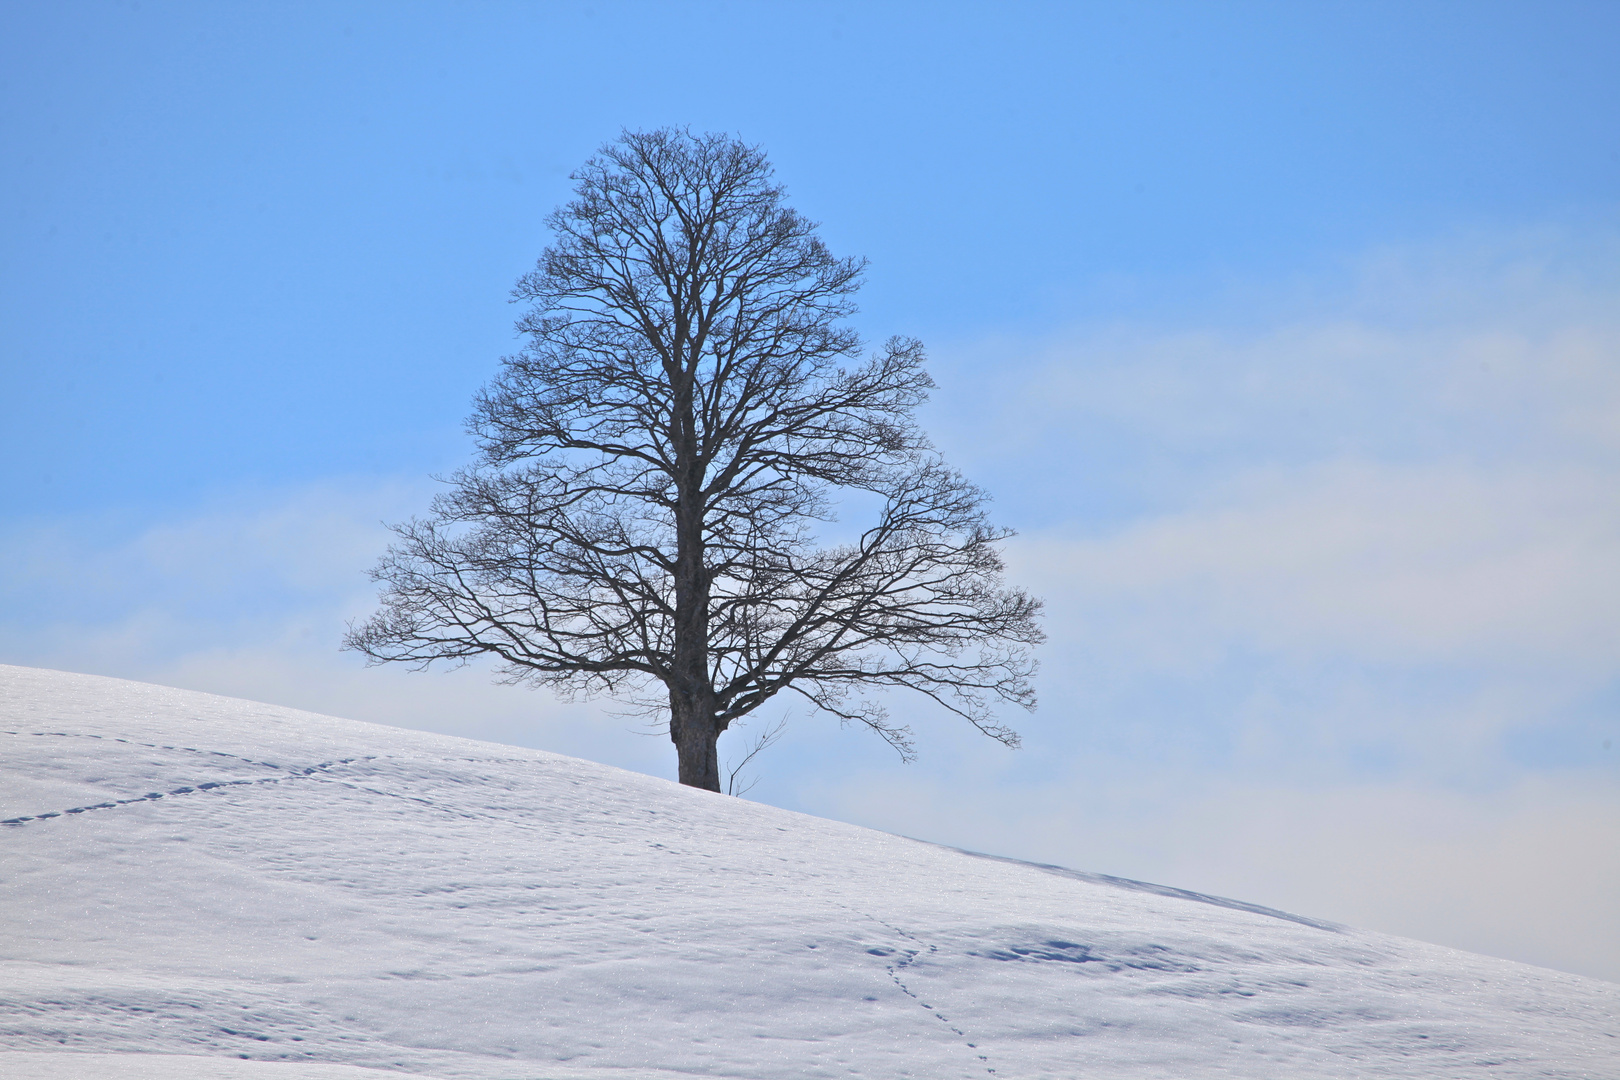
[[1016, 458, 1620, 672], [933, 223, 1620, 493], [921, 225, 1620, 776]]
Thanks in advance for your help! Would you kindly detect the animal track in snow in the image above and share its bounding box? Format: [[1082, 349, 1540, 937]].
[[0, 731, 541, 830], [853, 909, 999, 1077], [0, 731, 359, 827]]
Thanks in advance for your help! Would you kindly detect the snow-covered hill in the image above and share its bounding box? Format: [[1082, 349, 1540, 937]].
[[1, 665, 1614, 1079]]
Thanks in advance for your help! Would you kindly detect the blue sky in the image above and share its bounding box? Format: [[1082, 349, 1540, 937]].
[[4, 1, 1618, 980]]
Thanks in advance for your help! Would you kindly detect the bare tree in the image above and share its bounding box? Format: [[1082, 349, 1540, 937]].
[[344, 129, 1042, 791]]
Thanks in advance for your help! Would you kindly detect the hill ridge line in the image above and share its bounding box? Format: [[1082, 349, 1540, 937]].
[[944, 844, 1346, 932]]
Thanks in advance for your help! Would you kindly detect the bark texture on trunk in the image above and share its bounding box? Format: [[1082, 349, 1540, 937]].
[[674, 727, 721, 791], [670, 694, 721, 791]]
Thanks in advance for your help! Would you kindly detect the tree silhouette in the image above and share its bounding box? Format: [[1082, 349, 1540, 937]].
[[345, 129, 1042, 791]]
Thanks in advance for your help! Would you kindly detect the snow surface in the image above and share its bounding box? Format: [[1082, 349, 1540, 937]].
[[1, 665, 1615, 1079]]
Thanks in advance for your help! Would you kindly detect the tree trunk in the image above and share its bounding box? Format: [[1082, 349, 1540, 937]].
[[670, 695, 721, 791], [669, 350, 720, 790]]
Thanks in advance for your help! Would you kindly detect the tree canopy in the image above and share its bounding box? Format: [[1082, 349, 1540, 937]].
[[345, 129, 1042, 790]]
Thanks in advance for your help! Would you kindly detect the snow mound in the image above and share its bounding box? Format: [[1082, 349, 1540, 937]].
[[1, 664, 1614, 1079]]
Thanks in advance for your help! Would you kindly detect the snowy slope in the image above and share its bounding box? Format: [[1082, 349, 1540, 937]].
[[1, 665, 1614, 1080]]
